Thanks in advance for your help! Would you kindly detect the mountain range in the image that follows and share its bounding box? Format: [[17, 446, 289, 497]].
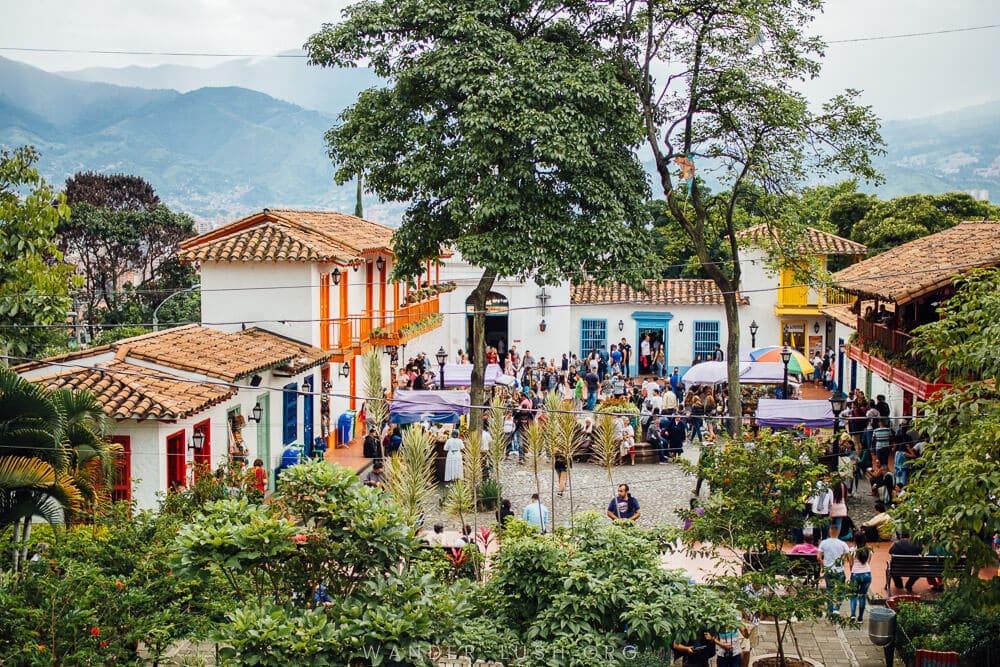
[[1, 54, 997, 226]]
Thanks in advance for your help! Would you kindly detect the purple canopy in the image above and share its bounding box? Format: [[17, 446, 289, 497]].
[[389, 390, 471, 424], [442, 363, 503, 388], [755, 398, 833, 429]]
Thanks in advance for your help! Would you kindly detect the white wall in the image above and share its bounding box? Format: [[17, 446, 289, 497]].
[[568, 302, 747, 376], [108, 364, 335, 510], [833, 319, 906, 419], [437, 251, 573, 363], [200, 261, 320, 346]]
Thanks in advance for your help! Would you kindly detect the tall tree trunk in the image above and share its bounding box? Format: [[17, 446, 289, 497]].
[[722, 293, 743, 437], [355, 173, 364, 218], [469, 268, 497, 433], [19, 517, 32, 569]]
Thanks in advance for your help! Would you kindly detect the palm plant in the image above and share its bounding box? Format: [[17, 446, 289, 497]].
[[591, 414, 620, 502], [523, 419, 547, 526], [382, 426, 435, 525], [543, 392, 585, 527], [0, 368, 110, 570], [362, 351, 388, 431]]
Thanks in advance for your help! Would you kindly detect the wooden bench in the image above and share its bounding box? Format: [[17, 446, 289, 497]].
[[884, 555, 964, 593], [742, 551, 822, 583]]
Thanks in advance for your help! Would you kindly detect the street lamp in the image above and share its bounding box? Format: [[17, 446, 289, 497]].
[[436, 346, 448, 389], [749, 319, 759, 347], [780, 345, 792, 400], [190, 427, 205, 451], [829, 393, 847, 437], [375, 256, 385, 273], [618, 319, 625, 332], [340, 361, 350, 378], [152, 284, 201, 332], [248, 401, 264, 424]]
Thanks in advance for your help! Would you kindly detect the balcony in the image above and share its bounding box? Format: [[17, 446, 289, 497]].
[[856, 318, 913, 357], [776, 284, 854, 315]]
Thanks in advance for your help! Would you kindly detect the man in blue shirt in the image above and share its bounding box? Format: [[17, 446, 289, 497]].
[[522, 493, 549, 532], [607, 484, 641, 521]]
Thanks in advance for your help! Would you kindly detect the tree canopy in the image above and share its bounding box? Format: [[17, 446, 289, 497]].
[[606, 0, 884, 432], [307, 0, 654, 427], [849, 192, 998, 250], [0, 146, 77, 360], [60, 172, 197, 330], [894, 268, 1000, 581]]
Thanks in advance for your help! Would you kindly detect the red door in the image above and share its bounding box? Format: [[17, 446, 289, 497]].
[[166, 430, 186, 490], [108, 436, 131, 502], [193, 419, 211, 481]]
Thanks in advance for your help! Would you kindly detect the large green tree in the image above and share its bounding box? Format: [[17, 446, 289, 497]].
[[0, 146, 77, 360], [608, 0, 884, 433], [894, 268, 1000, 587], [306, 0, 653, 429], [60, 172, 197, 329], [850, 192, 998, 251]]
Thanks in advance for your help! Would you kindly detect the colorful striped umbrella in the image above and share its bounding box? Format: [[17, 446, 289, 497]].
[[747, 346, 815, 376]]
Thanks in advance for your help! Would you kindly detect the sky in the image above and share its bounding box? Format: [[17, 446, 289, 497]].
[[0, 0, 998, 120]]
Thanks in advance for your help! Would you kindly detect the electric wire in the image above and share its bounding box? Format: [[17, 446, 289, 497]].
[[0, 255, 987, 330], [2, 22, 998, 59]]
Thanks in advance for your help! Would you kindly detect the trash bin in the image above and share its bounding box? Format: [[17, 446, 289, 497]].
[[868, 607, 896, 646], [337, 410, 357, 447], [275, 443, 303, 489]]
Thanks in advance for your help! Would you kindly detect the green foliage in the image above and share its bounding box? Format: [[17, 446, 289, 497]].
[[0, 146, 77, 358], [383, 426, 436, 524], [608, 0, 884, 432], [477, 476, 501, 511], [174, 460, 471, 665], [481, 515, 739, 665], [56, 184, 197, 329], [89, 324, 152, 347], [850, 192, 997, 250], [890, 269, 1000, 575], [676, 430, 835, 662], [362, 351, 388, 429], [894, 587, 1000, 665], [0, 504, 231, 665]]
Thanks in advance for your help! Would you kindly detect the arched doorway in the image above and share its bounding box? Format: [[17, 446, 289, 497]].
[[466, 291, 509, 363]]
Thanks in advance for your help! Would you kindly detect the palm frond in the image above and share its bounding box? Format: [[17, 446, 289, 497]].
[[0, 492, 65, 530], [0, 456, 57, 490]]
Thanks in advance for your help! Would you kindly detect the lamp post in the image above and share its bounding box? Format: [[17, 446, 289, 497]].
[[749, 319, 759, 348], [829, 393, 847, 437], [152, 284, 201, 332], [837, 339, 846, 395], [436, 346, 447, 389], [780, 345, 792, 400]]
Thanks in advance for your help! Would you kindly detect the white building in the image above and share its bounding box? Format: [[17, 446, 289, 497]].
[[17, 325, 331, 509]]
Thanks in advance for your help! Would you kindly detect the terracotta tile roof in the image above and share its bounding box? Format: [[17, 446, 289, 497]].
[[820, 304, 857, 328], [570, 279, 748, 306], [20, 325, 334, 421], [239, 328, 334, 374], [831, 221, 1000, 305], [119, 325, 301, 382], [34, 362, 235, 421], [178, 209, 394, 264], [738, 223, 867, 255]]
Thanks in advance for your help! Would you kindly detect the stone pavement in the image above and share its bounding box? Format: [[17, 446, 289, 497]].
[[752, 618, 902, 667], [423, 441, 881, 532]]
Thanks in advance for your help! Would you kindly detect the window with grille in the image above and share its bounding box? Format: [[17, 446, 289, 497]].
[[693, 321, 720, 361], [580, 319, 607, 358]]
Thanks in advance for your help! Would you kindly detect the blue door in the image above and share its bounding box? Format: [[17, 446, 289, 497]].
[[302, 375, 314, 457]]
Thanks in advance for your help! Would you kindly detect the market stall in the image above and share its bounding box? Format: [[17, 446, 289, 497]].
[[755, 398, 833, 430]]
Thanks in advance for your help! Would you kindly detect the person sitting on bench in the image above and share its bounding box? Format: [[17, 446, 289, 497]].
[[888, 531, 922, 591]]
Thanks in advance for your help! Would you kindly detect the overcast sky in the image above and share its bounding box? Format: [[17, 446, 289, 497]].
[[1, 0, 997, 119]]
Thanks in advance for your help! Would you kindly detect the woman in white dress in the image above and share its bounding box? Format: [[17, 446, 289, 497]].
[[443, 430, 464, 482]]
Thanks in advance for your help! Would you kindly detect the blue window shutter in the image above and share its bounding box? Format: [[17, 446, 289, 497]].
[[579, 319, 608, 358], [283, 383, 298, 445], [693, 321, 720, 360]]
